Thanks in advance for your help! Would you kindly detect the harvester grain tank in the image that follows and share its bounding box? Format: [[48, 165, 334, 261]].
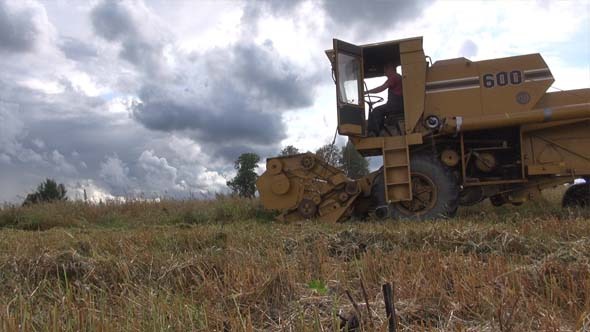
[[257, 37, 590, 222]]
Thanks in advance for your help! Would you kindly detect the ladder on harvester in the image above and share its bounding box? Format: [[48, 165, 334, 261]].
[[382, 136, 412, 202]]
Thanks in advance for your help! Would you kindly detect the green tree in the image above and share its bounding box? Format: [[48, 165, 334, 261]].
[[226, 153, 260, 198], [23, 178, 68, 206], [315, 143, 342, 168], [279, 145, 300, 156], [340, 140, 369, 179]]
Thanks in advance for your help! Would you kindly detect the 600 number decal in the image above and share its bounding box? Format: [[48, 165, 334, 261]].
[[482, 70, 522, 88]]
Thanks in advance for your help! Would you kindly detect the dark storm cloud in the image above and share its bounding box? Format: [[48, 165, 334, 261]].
[[0, 0, 42, 53], [242, 0, 431, 38], [133, 97, 285, 145], [25, 117, 147, 171], [211, 143, 278, 165], [240, 0, 301, 33], [231, 42, 315, 109], [2, 0, 326, 202], [0, 75, 104, 118], [5, 102, 169, 198], [132, 41, 317, 162], [0, 0, 441, 204], [90, 0, 134, 41], [90, 0, 163, 76], [322, 0, 430, 35], [0, 76, 127, 168], [59, 37, 98, 60], [0, 74, 229, 200]]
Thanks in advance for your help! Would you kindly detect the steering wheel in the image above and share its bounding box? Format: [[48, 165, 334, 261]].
[[364, 94, 384, 112]]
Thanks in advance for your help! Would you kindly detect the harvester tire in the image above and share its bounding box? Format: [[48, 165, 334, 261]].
[[370, 169, 389, 220], [490, 194, 507, 207], [389, 154, 459, 220], [562, 182, 590, 208]]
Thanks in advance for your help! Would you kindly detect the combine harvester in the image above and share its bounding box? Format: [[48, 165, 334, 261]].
[[257, 37, 590, 222]]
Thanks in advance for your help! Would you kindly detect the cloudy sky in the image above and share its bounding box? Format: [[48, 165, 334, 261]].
[[0, 0, 589, 202]]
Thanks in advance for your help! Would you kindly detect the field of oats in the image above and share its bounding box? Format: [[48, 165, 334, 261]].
[[1, 189, 589, 331]]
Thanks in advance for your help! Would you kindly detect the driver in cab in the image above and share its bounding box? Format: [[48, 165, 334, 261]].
[[365, 63, 403, 136]]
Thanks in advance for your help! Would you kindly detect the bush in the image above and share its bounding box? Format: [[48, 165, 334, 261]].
[[23, 179, 67, 206]]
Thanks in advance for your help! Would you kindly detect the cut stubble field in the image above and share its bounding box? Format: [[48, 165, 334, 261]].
[[1, 189, 589, 331]]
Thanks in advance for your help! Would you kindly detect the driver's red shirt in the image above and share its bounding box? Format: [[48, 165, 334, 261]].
[[387, 73, 403, 96]]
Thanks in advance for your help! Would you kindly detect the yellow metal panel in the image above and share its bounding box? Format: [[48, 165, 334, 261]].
[[256, 172, 302, 210], [523, 120, 590, 177], [383, 135, 406, 149], [425, 54, 555, 122], [405, 133, 423, 145], [400, 52, 426, 134], [527, 165, 567, 175], [478, 54, 553, 115], [348, 133, 422, 158], [424, 58, 482, 118], [382, 136, 412, 202], [399, 38, 423, 53], [522, 119, 589, 132], [534, 89, 590, 108], [425, 87, 483, 117], [339, 123, 363, 136], [357, 36, 423, 51]]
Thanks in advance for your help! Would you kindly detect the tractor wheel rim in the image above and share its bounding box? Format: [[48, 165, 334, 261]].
[[397, 172, 438, 215]]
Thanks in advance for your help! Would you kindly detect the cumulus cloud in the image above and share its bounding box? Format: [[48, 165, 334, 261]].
[[240, 0, 431, 41], [131, 41, 317, 161], [0, 0, 40, 53], [321, 0, 430, 37], [133, 87, 284, 144], [15, 148, 46, 166], [240, 0, 302, 35], [31, 138, 45, 149], [90, 0, 135, 41], [59, 37, 98, 60], [0, 0, 493, 203], [164, 136, 204, 163], [138, 150, 182, 193], [0, 0, 54, 53], [0, 153, 10, 164], [459, 39, 478, 58], [99, 155, 132, 192], [51, 150, 77, 175], [89, 0, 311, 162], [90, 0, 166, 77], [0, 101, 47, 167], [177, 164, 227, 196], [68, 179, 124, 203], [0, 101, 24, 156], [240, 0, 431, 32]]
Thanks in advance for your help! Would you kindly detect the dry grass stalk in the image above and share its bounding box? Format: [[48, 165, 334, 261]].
[[0, 193, 588, 330]]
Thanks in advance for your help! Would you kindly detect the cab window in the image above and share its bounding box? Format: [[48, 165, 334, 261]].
[[337, 53, 361, 105]]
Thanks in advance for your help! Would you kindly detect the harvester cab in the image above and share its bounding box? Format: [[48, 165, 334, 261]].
[[327, 37, 425, 138], [257, 36, 590, 223]]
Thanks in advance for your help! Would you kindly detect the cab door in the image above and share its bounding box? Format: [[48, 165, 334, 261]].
[[333, 39, 365, 136]]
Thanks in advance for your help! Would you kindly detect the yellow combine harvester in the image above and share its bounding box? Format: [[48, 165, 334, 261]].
[[257, 37, 590, 222]]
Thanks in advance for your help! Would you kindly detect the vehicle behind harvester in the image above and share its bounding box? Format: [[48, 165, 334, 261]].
[[257, 37, 590, 222]]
